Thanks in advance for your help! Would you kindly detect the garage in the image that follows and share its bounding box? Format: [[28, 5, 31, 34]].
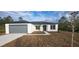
[[9, 25, 27, 33]]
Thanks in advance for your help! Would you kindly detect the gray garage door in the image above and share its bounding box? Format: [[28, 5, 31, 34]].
[[9, 25, 27, 33]]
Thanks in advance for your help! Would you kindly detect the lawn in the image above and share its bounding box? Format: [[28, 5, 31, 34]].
[[2, 32, 79, 47]]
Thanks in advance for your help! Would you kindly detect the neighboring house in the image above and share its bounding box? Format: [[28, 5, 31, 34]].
[[5, 21, 58, 34]]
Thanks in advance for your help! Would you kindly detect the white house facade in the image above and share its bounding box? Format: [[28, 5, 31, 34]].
[[5, 21, 58, 34]]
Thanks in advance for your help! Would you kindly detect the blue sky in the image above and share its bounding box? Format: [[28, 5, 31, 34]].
[[0, 11, 69, 22]]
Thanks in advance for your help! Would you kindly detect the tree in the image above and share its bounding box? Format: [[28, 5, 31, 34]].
[[59, 16, 67, 23], [3, 16, 14, 23], [58, 16, 71, 31], [69, 11, 79, 47], [75, 16, 79, 32], [0, 17, 4, 25]]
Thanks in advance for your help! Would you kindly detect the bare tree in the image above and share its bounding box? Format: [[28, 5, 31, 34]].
[[69, 11, 79, 47]]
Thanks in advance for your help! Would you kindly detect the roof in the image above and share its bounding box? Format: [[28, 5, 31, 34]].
[[30, 21, 58, 24], [10, 21, 58, 24], [11, 21, 30, 23]]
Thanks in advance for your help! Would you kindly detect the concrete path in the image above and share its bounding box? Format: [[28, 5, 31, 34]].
[[26, 31, 50, 35], [0, 33, 25, 46], [44, 31, 50, 35]]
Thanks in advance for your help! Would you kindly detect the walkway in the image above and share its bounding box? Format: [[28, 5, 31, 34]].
[[26, 31, 50, 35]]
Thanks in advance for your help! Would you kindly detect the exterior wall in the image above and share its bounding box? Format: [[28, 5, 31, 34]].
[[5, 23, 58, 34], [5, 23, 34, 34], [5, 24, 9, 34], [47, 25, 50, 31], [27, 23, 35, 33], [47, 24, 58, 32], [55, 24, 58, 31], [40, 25, 43, 31], [33, 24, 43, 31], [33, 24, 58, 32]]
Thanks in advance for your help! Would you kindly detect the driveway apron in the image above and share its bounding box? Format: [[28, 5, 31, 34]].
[[0, 33, 25, 46]]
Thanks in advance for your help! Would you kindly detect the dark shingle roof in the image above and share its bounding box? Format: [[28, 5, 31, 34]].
[[12, 21, 30, 23], [10, 21, 58, 24], [30, 21, 58, 24]]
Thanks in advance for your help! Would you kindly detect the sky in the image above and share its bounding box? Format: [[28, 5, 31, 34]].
[[0, 11, 69, 22]]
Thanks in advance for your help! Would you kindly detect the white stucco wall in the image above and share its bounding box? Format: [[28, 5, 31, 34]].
[[32, 24, 58, 32], [5, 23, 34, 34], [5, 23, 58, 34], [55, 24, 58, 31], [32, 24, 43, 31], [5, 24, 9, 34], [5, 23, 35, 34], [40, 25, 43, 31], [27, 23, 35, 33], [47, 24, 58, 32]]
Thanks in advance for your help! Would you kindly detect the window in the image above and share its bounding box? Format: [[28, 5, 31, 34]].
[[53, 25, 55, 29], [50, 25, 53, 29], [35, 25, 40, 30], [50, 25, 55, 29]]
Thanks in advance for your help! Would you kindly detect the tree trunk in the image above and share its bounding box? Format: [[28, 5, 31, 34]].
[[71, 25, 74, 47]]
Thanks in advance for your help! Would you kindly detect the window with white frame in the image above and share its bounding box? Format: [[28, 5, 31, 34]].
[[35, 25, 40, 30], [50, 25, 55, 29]]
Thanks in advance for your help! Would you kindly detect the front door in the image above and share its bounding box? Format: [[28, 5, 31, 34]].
[[43, 25, 47, 31]]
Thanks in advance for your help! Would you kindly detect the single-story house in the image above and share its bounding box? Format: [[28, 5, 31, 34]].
[[5, 21, 58, 34]]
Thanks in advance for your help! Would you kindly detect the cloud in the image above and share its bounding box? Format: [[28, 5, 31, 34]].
[[0, 11, 69, 22]]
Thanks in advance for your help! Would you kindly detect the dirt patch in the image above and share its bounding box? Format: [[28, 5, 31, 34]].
[[32, 31, 45, 34], [2, 32, 79, 47], [0, 33, 5, 35]]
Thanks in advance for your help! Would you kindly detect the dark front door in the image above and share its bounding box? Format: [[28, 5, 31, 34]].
[[43, 25, 47, 31]]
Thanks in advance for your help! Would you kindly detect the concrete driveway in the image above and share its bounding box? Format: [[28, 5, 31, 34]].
[[0, 33, 25, 46]]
